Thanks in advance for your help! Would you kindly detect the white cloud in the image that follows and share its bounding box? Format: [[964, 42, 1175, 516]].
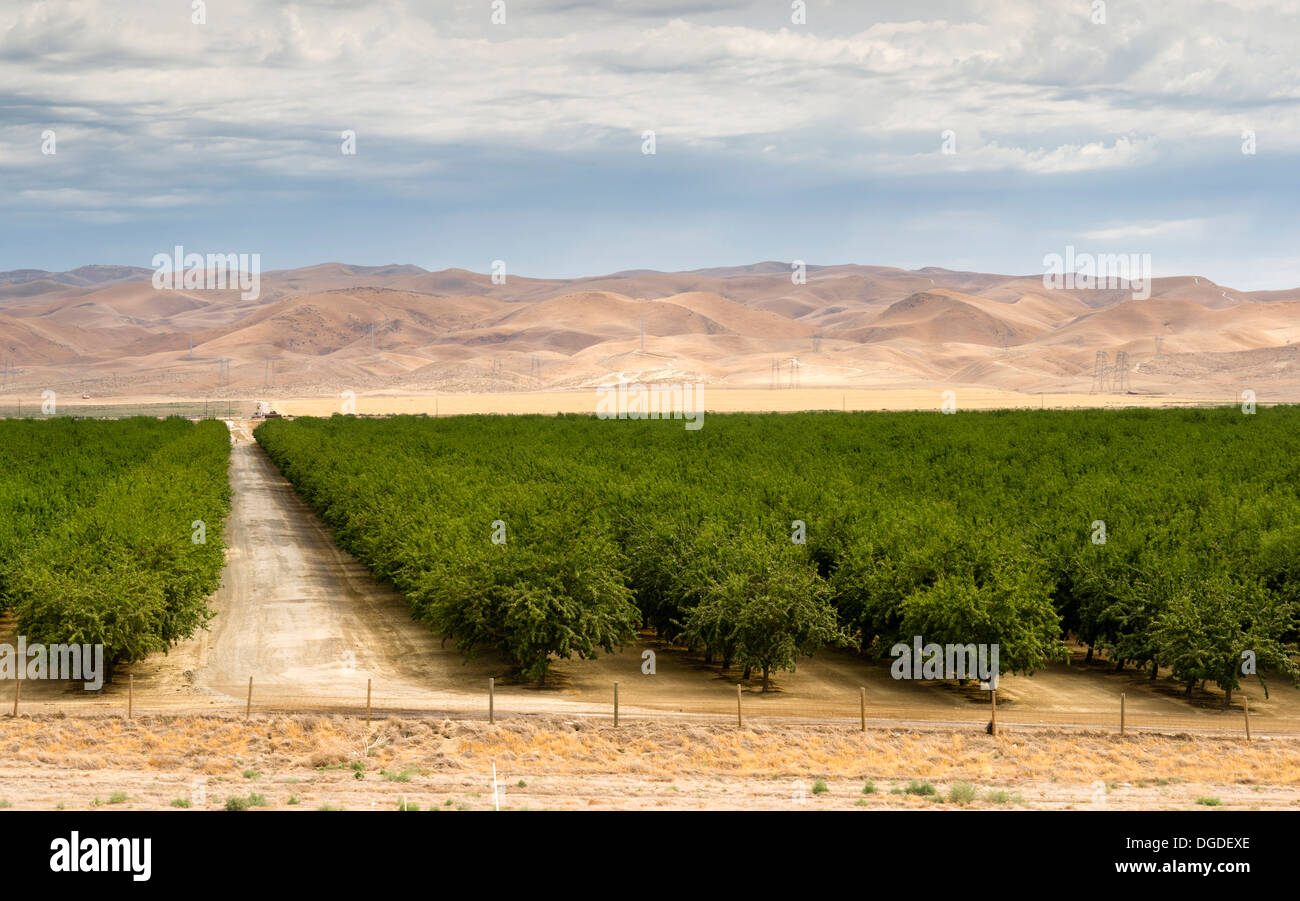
[[1082, 218, 1214, 241], [4, 0, 1300, 256]]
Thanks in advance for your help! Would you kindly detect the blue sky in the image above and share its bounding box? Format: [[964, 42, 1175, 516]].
[[2, 0, 1297, 289]]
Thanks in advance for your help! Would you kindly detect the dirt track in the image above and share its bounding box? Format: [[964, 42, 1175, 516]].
[[133, 424, 510, 706]]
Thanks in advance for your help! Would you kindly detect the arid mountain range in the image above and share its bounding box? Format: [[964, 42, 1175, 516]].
[[2, 262, 1298, 401]]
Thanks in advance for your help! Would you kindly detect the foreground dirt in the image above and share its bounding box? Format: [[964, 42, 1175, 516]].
[[0, 714, 1296, 811]]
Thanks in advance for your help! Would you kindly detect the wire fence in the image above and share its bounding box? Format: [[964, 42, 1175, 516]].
[[7, 677, 1295, 740]]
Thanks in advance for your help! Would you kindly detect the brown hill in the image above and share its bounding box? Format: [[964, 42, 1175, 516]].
[[0, 261, 1295, 400]]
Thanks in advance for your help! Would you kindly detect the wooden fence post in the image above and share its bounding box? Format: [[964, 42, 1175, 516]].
[[11, 677, 19, 717], [736, 683, 742, 728], [860, 686, 866, 732], [489, 677, 495, 724], [128, 674, 134, 719], [613, 681, 619, 727], [366, 678, 372, 729], [245, 676, 253, 720], [1120, 692, 1126, 736], [1244, 695, 1251, 742], [990, 688, 997, 736]]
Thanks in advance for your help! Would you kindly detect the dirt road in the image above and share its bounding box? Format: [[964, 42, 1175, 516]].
[[132, 422, 509, 706]]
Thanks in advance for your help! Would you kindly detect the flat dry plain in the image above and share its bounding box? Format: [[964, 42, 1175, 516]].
[[0, 715, 1296, 811], [48, 386, 1245, 420]]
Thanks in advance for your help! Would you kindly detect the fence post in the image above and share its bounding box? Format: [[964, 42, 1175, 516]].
[[245, 676, 253, 720], [489, 677, 495, 724], [613, 681, 619, 728], [736, 683, 743, 728], [366, 678, 372, 729], [1244, 695, 1250, 742], [128, 674, 134, 719], [1120, 692, 1126, 736], [11, 677, 19, 717], [990, 688, 997, 736], [860, 686, 866, 732]]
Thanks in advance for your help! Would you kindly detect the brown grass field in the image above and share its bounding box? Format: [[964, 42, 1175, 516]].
[[0, 714, 1296, 811]]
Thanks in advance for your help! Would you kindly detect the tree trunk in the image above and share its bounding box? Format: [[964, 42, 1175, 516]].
[[1085, 645, 1093, 664], [1114, 658, 1124, 672], [761, 665, 771, 693], [721, 653, 731, 672], [1185, 680, 1194, 696], [742, 664, 752, 681], [1223, 687, 1232, 709], [704, 648, 713, 665], [1149, 658, 1158, 680]]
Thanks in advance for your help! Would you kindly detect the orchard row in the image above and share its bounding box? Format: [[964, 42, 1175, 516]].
[[0, 418, 231, 669], [254, 408, 1300, 699]]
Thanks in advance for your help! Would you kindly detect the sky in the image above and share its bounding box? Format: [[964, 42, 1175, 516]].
[[1, 0, 1298, 289]]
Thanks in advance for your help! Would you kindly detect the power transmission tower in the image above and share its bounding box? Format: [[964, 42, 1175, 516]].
[[770, 358, 781, 390], [490, 358, 502, 393], [812, 333, 823, 353], [1090, 351, 1110, 394], [1112, 351, 1130, 394], [787, 357, 801, 389]]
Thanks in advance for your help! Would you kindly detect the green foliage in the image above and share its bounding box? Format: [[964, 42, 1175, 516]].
[[1153, 576, 1296, 705], [984, 789, 1022, 804], [254, 408, 1300, 697], [811, 778, 829, 794], [0, 418, 231, 668], [948, 781, 976, 804]]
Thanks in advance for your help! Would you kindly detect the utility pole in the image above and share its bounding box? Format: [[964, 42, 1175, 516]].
[[1112, 351, 1130, 394], [1090, 351, 1111, 394]]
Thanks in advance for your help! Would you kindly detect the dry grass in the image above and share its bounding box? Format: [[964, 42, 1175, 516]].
[[0, 713, 1296, 810]]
